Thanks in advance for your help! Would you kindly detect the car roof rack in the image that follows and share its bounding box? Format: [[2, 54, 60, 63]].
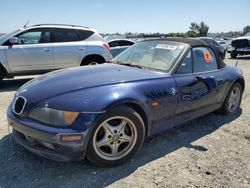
[[31, 24, 89, 29]]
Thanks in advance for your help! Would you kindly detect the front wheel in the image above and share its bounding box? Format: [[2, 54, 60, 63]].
[[82, 56, 105, 66], [86, 106, 145, 167], [219, 83, 243, 115], [230, 51, 238, 58], [0, 69, 3, 85], [220, 52, 225, 60]]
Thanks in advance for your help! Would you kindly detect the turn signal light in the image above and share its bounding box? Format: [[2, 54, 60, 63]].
[[63, 112, 79, 125], [151, 101, 159, 107], [60, 135, 82, 142]]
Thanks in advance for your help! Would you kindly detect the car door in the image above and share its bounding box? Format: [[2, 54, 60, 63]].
[[52, 28, 87, 69], [5, 28, 54, 73], [174, 47, 227, 117]]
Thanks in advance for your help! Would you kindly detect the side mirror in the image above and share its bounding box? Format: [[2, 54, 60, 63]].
[[9, 37, 19, 45]]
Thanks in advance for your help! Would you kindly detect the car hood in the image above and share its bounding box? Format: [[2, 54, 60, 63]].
[[18, 63, 167, 103], [233, 36, 250, 41]]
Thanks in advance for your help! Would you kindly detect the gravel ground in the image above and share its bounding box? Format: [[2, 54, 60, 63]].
[[0, 54, 249, 188]]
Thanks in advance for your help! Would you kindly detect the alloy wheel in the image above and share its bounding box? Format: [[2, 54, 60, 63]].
[[93, 116, 137, 161], [228, 87, 241, 113]]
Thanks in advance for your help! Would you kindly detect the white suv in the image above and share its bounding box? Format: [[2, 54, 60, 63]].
[[0, 24, 112, 83]]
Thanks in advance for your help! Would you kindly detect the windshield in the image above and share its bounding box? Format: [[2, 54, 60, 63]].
[[113, 41, 186, 72], [0, 29, 21, 42]]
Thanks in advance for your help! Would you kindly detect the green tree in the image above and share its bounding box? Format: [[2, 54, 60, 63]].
[[188, 21, 209, 37], [243, 25, 250, 35], [188, 22, 199, 37], [198, 21, 209, 36]]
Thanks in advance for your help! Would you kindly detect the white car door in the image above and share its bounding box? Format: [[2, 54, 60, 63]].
[[52, 28, 86, 69], [5, 28, 54, 73]]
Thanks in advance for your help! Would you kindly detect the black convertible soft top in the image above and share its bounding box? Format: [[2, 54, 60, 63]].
[[145, 37, 226, 68]]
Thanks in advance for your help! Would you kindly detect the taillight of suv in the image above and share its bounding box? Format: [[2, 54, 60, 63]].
[[103, 43, 111, 52]]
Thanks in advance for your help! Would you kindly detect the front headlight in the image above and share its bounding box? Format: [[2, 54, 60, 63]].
[[29, 107, 79, 127]]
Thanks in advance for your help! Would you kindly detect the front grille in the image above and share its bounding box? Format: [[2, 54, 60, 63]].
[[13, 96, 26, 115], [232, 39, 250, 48]]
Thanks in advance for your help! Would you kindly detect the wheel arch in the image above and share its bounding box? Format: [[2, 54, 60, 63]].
[[80, 54, 106, 66], [218, 76, 244, 115], [220, 76, 245, 107], [233, 77, 245, 92], [104, 101, 151, 138]]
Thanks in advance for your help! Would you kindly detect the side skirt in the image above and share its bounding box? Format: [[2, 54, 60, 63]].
[[149, 103, 222, 136]]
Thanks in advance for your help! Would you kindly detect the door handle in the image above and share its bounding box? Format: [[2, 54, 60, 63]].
[[216, 78, 224, 84], [43, 48, 50, 52], [194, 76, 205, 82], [78, 47, 85, 51]]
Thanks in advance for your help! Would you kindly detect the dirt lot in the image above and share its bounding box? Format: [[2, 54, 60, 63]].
[[0, 54, 249, 188]]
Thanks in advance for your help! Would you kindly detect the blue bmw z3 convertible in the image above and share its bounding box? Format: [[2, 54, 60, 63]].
[[7, 38, 244, 166]]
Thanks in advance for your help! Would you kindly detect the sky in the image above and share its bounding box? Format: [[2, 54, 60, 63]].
[[0, 0, 249, 34]]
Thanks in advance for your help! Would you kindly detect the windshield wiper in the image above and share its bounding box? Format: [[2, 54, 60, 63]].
[[110, 61, 145, 69]]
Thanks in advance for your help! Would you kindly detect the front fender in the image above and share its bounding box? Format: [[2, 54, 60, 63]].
[[221, 65, 245, 103], [36, 82, 151, 130]]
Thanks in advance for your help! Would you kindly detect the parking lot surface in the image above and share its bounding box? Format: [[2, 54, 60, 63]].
[[0, 54, 250, 188]]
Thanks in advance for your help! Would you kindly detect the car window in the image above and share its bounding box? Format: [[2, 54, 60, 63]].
[[15, 28, 51, 44], [109, 40, 134, 47], [119, 40, 134, 46], [54, 28, 80, 42], [176, 50, 192, 74], [193, 47, 218, 72], [76, 29, 94, 40], [108, 41, 120, 47]]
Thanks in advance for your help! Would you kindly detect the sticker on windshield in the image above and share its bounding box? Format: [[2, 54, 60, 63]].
[[155, 44, 177, 50], [203, 51, 212, 63]]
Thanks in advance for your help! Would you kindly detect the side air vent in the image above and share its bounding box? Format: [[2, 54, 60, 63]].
[[13, 96, 26, 115]]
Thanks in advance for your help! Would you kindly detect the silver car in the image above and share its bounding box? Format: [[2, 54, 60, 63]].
[[0, 24, 112, 84]]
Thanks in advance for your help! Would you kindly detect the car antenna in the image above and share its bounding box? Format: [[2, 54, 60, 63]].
[[235, 60, 239, 67], [23, 20, 30, 28]]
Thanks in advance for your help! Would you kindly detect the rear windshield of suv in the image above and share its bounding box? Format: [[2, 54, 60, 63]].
[[53, 28, 80, 42], [76, 29, 94, 40], [53, 28, 94, 42]]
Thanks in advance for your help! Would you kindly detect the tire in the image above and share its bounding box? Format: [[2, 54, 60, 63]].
[[219, 83, 243, 115], [0, 69, 3, 85], [230, 51, 238, 59], [220, 53, 225, 60], [223, 51, 226, 59], [82, 56, 105, 66], [86, 106, 145, 167]]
